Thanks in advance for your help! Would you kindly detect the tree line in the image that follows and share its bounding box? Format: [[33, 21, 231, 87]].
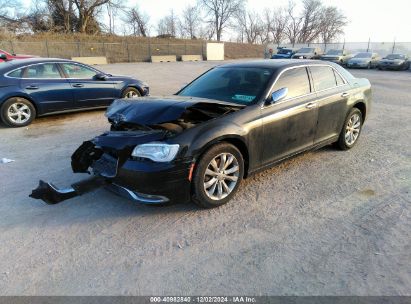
[[0, 0, 347, 44]]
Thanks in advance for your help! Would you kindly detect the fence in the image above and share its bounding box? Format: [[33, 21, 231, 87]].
[[0, 39, 264, 63], [265, 41, 411, 58]]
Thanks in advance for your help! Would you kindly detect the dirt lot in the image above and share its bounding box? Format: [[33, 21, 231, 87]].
[[0, 61, 410, 296]]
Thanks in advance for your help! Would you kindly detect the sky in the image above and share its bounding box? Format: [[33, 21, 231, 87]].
[[23, 0, 411, 42]]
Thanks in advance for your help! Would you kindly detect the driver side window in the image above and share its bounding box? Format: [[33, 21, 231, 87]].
[[272, 67, 311, 100]]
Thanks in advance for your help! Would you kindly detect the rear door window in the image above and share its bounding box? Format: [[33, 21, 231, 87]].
[[24, 63, 62, 79], [272, 67, 311, 99], [310, 66, 338, 91]]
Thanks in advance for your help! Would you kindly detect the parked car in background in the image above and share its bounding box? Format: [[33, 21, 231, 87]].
[[320, 49, 353, 65], [31, 60, 372, 209], [378, 53, 410, 70], [0, 49, 37, 63], [271, 47, 298, 59], [292, 47, 323, 59], [0, 58, 149, 127], [346, 52, 380, 69]]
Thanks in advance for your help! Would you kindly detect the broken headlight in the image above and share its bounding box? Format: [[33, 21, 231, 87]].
[[131, 142, 180, 162]]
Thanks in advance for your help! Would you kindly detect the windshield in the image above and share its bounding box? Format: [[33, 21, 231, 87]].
[[298, 48, 315, 53], [386, 54, 405, 59], [178, 67, 274, 105], [326, 50, 343, 55], [354, 52, 372, 58], [278, 49, 293, 55]]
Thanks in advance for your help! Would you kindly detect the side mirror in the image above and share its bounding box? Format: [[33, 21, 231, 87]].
[[268, 87, 288, 105], [0, 54, 7, 61], [94, 73, 107, 80]]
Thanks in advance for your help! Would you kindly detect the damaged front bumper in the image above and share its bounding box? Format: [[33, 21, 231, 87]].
[[30, 131, 193, 205]]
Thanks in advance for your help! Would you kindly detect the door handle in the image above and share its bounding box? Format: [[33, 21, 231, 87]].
[[72, 83, 84, 88], [305, 102, 317, 109], [341, 92, 350, 98], [25, 85, 39, 90]]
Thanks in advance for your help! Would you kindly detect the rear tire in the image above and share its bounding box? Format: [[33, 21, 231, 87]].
[[0, 97, 36, 127], [122, 87, 141, 98], [191, 143, 244, 208], [336, 108, 363, 150]]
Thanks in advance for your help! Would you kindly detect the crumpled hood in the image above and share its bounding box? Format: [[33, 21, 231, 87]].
[[106, 96, 245, 126]]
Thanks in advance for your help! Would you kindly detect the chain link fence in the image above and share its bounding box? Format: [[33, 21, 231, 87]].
[[0, 39, 264, 63]]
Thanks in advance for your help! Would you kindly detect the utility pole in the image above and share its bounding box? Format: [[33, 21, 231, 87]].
[[392, 37, 396, 54], [366, 37, 370, 52]]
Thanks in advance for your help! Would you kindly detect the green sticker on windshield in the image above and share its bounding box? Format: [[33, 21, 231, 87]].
[[232, 94, 255, 102]]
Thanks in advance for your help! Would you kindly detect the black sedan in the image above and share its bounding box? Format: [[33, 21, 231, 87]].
[[31, 60, 372, 208], [0, 58, 149, 127]]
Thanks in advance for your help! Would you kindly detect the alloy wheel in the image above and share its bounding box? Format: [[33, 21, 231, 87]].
[[203, 153, 240, 200], [345, 113, 361, 146], [125, 91, 138, 98], [7, 102, 31, 124]]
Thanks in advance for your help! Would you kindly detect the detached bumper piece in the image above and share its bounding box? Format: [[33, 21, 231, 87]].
[[30, 176, 108, 205]]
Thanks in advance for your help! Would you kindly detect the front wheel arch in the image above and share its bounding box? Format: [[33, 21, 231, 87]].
[[193, 136, 249, 178], [121, 85, 144, 97]]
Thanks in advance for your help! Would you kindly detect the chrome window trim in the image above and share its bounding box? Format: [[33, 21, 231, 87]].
[[262, 64, 348, 109], [4, 61, 101, 80]]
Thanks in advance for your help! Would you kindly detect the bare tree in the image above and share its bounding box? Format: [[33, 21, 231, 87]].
[[271, 8, 288, 45], [180, 4, 201, 39], [0, 0, 27, 33], [73, 0, 110, 33], [285, 1, 302, 45], [235, 9, 263, 44], [199, 0, 245, 42], [124, 6, 150, 37], [105, 0, 124, 34], [45, 0, 76, 33], [298, 0, 323, 43], [319, 6, 347, 43], [198, 25, 215, 40], [157, 9, 178, 37]]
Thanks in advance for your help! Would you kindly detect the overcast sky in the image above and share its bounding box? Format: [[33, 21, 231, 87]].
[[24, 0, 411, 42]]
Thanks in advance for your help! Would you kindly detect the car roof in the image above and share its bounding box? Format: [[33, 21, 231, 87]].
[[0, 58, 83, 73], [216, 59, 335, 71]]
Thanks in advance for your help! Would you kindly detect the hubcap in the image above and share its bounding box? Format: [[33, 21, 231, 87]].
[[125, 91, 138, 98], [7, 102, 31, 124], [203, 153, 239, 201], [345, 113, 361, 145]]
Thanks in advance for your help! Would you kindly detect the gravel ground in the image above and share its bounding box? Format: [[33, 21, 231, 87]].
[[0, 61, 410, 296]]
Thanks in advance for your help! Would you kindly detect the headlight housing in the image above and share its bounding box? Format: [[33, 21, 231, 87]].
[[131, 142, 180, 162]]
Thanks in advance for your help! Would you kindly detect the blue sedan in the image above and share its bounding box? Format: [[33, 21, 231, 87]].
[[0, 58, 149, 127]]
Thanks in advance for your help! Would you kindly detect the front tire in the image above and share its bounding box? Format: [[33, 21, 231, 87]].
[[336, 108, 363, 150], [122, 87, 141, 99], [0, 97, 36, 127], [191, 143, 244, 208]]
